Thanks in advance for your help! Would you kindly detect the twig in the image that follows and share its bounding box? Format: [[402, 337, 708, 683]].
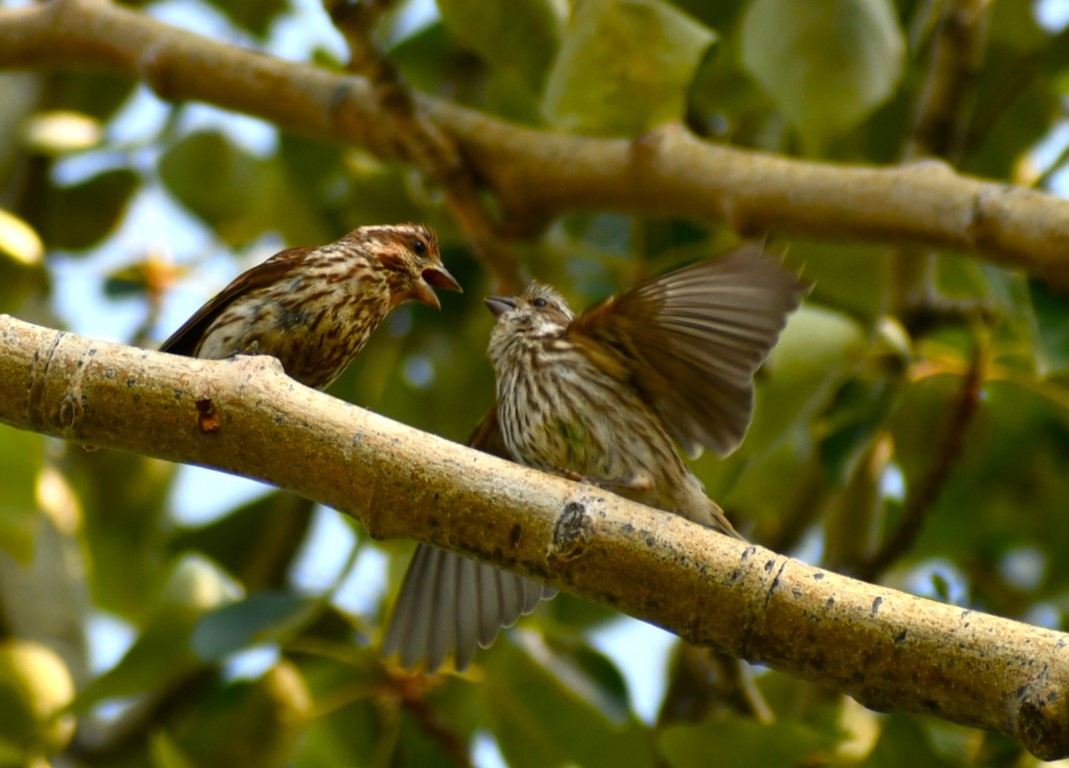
[[892, 0, 993, 315], [858, 334, 986, 581], [324, 0, 522, 292], [904, 0, 990, 163], [1033, 135, 1069, 192], [399, 686, 473, 767], [656, 645, 773, 727]]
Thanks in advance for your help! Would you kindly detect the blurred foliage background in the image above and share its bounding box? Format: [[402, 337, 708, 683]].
[[1, 0, 1069, 765]]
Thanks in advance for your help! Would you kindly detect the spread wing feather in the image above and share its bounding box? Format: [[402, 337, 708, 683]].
[[570, 243, 806, 458]]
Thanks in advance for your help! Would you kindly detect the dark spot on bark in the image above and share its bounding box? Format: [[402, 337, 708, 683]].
[[195, 396, 220, 433], [510, 524, 522, 548], [646, 536, 655, 547], [826, 597, 835, 607], [871, 596, 883, 616], [895, 629, 908, 644], [764, 559, 775, 572], [105, 368, 115, 379], [623, 523, 634, 534], [548, 500, 594, 566], [813, 571, 824, 580]]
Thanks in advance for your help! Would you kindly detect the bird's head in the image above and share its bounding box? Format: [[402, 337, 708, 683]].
[[355, 224, 461, 310], [485, 282, 574, 363]]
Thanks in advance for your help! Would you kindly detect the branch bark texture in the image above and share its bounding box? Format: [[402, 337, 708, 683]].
[[0, 314, 1067, 760], [1, 1, 1068, 284]]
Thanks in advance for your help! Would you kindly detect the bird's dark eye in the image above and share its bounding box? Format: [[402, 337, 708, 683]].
[[412, 238, 427, 255], [531, 297, 548, 308]]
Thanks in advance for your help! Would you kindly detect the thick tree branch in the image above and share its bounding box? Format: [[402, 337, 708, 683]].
[[1, 314, 1068, 759], [1, 1, 1068, 284]]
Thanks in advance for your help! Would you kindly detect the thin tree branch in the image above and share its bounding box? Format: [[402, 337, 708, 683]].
[[858, 340, 986, 581], [0, 2, 1067, 284], [892, 0, 992, 315], [1, 314, 1068, 760], [324, 0, 522, 291], [905, 0, 989, 163]]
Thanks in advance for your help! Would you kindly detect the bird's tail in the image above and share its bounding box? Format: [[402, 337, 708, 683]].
[[382, 544, 556, 672]]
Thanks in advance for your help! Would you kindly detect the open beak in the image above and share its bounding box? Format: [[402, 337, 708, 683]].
[[411, 265, 463, 310], [485, 296, 517, 317]]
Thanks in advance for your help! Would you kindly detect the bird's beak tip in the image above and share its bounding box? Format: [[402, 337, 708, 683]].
[[485, 296, 515, 317], [422, 265, 462, 294]]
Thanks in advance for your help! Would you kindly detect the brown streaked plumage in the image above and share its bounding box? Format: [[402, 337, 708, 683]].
[[159, 224, 460, 390], [384, 242, 806, 672]]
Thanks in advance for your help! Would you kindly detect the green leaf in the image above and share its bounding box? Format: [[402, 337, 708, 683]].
[[792, 241, 889, 324], [158, 130, 272, 245], [660, 717, 839, 768], [745, 305, 868, 457], [862, 714, 957, 767], [71, 554, 239, 711], [704, 304, 867, 520], [438, 0, 565, 93], [171, 491, 314, 591], [73, 451, 177, 621], [166, 661, 311, 768], [0, 428, 44, 565], [202, 0, 287, 37], [191, 593, 320, 662], [819, 377, 900, 486], [40, 169, 139, 251], [543, 0, 716, 136], [987, 0, 1051, 54], [49, 71, 137, 123], [532, 638, 632, 725], [483, 641, 651, 768], [741, 0, 904, 152], [967, 77, 1058, 180], [150, 731, 199, 768], [1027, 276, 1069, 377], [293, 653, 395, 767]]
